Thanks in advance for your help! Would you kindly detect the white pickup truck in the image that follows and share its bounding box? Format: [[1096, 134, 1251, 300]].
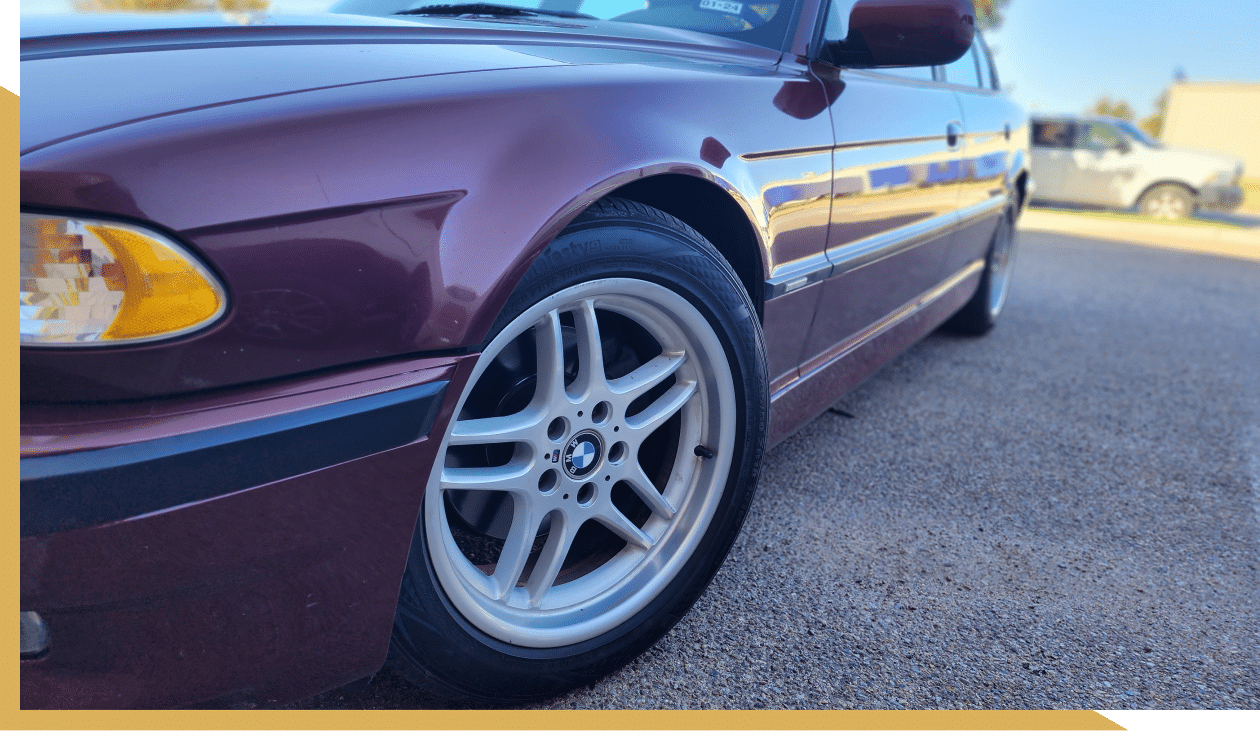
[[1029, 115, 1244, 219]]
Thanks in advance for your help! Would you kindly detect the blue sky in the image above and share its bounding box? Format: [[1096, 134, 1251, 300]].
[[11, 0, 1260, 111], [986, 0, 1260, 118]]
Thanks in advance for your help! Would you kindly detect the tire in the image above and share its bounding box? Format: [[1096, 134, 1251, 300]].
[[1137, 183, 1194, 220], [390, 197, 769, 704], [944, 204, 1017, 336]]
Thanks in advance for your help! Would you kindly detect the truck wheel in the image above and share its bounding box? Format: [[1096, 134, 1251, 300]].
[[1138, 183, 1194, 220]]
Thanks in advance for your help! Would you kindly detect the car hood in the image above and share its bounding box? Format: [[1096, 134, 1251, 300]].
[[20, 12, 778, 154], [1144, 141, 1239, 172], [1158, 145, 1244, 176]]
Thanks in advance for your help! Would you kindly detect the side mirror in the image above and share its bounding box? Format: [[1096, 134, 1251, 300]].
[[826, 0, 976, 68]]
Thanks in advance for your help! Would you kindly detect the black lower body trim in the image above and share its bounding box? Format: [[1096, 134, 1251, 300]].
[[21, 381, 448, 537]]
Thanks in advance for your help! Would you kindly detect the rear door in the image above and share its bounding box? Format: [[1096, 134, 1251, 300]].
[[944, 35, 1023, 274]]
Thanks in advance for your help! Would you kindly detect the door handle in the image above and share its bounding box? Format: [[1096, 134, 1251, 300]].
[[946, 121, 963, 149]]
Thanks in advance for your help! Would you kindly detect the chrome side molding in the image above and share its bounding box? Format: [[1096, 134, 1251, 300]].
[[764, 193, 1007, 302]]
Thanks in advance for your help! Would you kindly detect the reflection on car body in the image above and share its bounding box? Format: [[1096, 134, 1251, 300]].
[[20, 0, 1029, 708]]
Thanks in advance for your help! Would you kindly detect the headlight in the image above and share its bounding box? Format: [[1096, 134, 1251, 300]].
[[1207, 168, 1242, 187], [20, 213, 227, 346]]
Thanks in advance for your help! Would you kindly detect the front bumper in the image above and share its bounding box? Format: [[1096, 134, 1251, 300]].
[[1198, 183, 1245, 211], [20, 354, 473, 708]]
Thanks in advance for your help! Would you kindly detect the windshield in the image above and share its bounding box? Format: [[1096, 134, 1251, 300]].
[[345, 0, 793, 49], [22, 1, 798, 51], [1112, 119, 1164, 149]]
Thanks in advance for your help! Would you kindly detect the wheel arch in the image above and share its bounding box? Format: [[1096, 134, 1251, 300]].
[[1007, 147, 1031, 213], [468, 167, 769, 350], [1013, 169, 1030, 211], [1132, 179, 1198, 208], [608, 173, 766, 322]]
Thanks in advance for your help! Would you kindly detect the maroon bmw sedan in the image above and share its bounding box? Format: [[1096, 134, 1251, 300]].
[[20, 0, 1028, 708]]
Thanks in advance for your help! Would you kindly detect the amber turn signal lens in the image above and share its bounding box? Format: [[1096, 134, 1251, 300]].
[[20, 214, 226, 345]]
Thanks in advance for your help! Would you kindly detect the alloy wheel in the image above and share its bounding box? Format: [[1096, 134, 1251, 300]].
[[986, 209, 1016, 319], [424, 278, 736, 648], [1142, 186, 1190, 219]]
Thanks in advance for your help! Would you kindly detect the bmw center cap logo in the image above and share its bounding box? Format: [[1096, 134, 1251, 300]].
[[563, 431, 604, 480]]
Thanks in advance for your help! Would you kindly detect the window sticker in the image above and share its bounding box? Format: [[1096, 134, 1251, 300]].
[[699, 0, 744, 13]]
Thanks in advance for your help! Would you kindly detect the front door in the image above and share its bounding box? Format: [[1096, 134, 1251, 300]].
[[797, 57, 965, 379], [1067, 121, 1140, 208]]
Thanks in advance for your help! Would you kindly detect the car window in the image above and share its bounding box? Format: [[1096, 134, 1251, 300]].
[[1113, 119, 1164, 149], [942, 45, 981, 87], [973, 36, 995, 90], [821, 0, 854, 40], [1079, 122, 1124, 151], [1031, 121, 1076, 148]]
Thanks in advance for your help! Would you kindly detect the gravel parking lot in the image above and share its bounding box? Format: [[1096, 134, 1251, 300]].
[[295, 229, 1260, 710]]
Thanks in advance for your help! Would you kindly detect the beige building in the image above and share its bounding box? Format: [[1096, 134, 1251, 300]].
[[1162, 82, 1260, 176]]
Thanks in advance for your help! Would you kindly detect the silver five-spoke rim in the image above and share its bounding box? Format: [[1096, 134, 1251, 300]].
[[425, 278, 736, 647], [987, 209, 1016, 319]]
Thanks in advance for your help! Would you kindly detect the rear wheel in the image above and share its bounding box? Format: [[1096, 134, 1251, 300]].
[[390, 198, 768, 704], [944, 204, 1017, 336]]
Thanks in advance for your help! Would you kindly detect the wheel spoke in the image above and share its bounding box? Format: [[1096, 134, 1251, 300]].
[[568, 299, 606, 400], [440, 458, 534, 494], [622, 462, 676, 519], [607, 351, 685, 403], [532, 310, 569, 409], [593, 505, 653, 550], [449, 410, 543, 447], [524, 512, 577, 607], [491, 496, 543, 599], [422, 273, 739, 649], [625, 379, 697, 435]]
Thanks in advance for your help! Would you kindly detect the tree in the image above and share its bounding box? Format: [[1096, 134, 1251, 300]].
[[1087, 96, 1135, 122], [1140, 90, 1169, 139], [1140, 68, 1187, 140], [974, 0, 1013, 31], [73, 0, 269, 10]]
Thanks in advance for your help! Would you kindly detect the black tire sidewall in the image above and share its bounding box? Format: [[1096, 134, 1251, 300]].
[[391, 198, 768, 703]]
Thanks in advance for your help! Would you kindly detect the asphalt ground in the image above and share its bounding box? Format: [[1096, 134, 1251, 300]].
[[293, 229, 1260, 710]]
